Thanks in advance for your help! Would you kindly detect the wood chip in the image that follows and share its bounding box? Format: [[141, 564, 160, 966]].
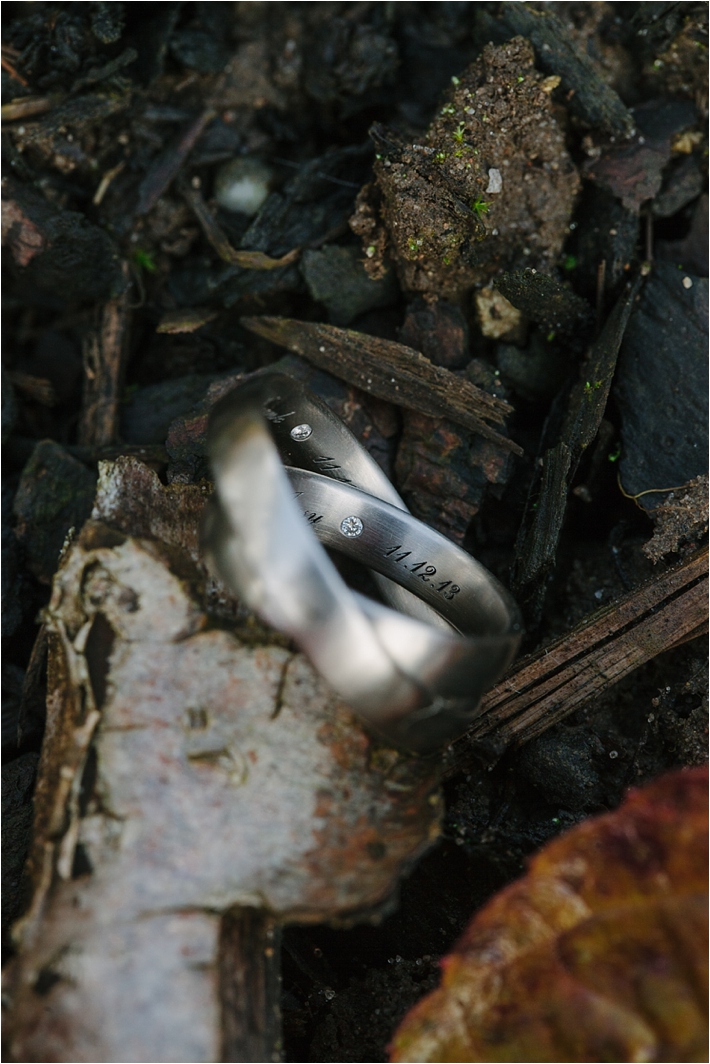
[[78, 262, 131, 447], [445, 546, 708, 776], [136, 109, 216, 216], [512, 275, 642, 617], [156, 307, 219, 334], [180, 180, 300, 270], [241, 316, 522, 455]]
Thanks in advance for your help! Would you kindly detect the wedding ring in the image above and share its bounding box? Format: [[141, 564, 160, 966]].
[[201, 372, 521, 753]]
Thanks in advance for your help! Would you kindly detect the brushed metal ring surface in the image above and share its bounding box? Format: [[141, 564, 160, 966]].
[[201, 371, 522, 753]]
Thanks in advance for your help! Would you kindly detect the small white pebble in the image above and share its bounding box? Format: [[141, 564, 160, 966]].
[[214, 157, 272, 216], [682, 276, 693, 289], [594, 589, 604, 600], [486, 168, 503, 194], [609, 750, 618, 759]]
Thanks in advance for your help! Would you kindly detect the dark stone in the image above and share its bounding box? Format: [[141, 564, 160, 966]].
[[585, 99, 698, 213], [497, 332, 571, 403], [517, 728, 606, 811], [122, 374, 222, 445], [2, 368, 18, 444], [301, 246, 398, 326], [241, 145, 372, 260], [567, 184, 639, 301], [2, 662, 24, 752], [90, 2, 125, 44], [209, 146, 373, 309], [657, 194, 708, 276], [170, 29, 230, 74], [653, 154, 705, 218], [495, 270, 594, 335], [615, 263, 708, 510], [303, 16, 398, 106], [13, 440, 97, 583], [2, 180, 124, 306], [2, 481, 23, 638], [399, 299, 469, 370], [16, 329, 83, 406], [2, 752, 39, 952]]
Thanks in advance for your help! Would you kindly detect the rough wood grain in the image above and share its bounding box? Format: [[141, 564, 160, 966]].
[[78, 263, 131, 447], [446, 547, 708, 777], [241, 316, 522, 456], [512, 275, 643, 617], [220, 910, 282, 1063]]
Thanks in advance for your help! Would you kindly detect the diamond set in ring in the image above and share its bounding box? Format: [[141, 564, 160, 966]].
[[290, 423, 313, 441], [339, 515, 364, 538]]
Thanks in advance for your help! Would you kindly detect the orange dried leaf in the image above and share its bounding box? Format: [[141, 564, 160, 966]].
[[391, 767, 708, 1063]]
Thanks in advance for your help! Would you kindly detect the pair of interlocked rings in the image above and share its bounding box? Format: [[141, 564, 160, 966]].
[[201, 372, 521, 754]]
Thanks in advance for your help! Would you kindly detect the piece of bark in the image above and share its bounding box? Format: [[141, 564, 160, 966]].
[[445, 547, 708, 777], [13, 440, 97, 584], [220, 910, 282, 1064], [78, 263, 132, 447], [395, 411, 512, 545], [4, 523, 440, 1063], [180, 181, 300, 270], [136, 109, 216, 216], [2, 178, 123, 303], [241, 317, 521, 455], [17, 626, 49, 750], [499, 2, 634, 136], [512, 275, 642, 619]]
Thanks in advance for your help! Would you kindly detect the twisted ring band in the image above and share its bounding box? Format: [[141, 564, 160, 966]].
[[201, 372, 521, 753]]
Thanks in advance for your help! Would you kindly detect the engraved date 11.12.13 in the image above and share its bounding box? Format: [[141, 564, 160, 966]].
[[383, 546, 460, 600]]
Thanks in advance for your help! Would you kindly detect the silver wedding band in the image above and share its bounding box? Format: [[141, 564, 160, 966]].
[[201, 372, 521, 753]]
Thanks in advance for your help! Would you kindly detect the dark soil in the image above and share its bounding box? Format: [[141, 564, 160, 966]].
[[2, 3, 707, 1062]]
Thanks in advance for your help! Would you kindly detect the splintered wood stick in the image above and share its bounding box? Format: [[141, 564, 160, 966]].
[[241, 315, 522, 456], [445, 547, 708, 776], [78, 263, 131, 447]]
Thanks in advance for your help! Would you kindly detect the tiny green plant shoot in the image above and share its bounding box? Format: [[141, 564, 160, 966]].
[[133, 248, 157, 273], [471, 196, 489, 217]]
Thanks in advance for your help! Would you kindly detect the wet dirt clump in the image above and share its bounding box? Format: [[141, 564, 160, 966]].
[[351, 36, 579, 299]]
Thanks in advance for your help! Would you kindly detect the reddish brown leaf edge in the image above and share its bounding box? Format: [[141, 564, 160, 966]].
[[391, 766, 709, 1063]]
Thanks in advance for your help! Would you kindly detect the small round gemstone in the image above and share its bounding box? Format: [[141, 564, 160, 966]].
[[340, 515, 364, 538], [290, 423, 312, 441]]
